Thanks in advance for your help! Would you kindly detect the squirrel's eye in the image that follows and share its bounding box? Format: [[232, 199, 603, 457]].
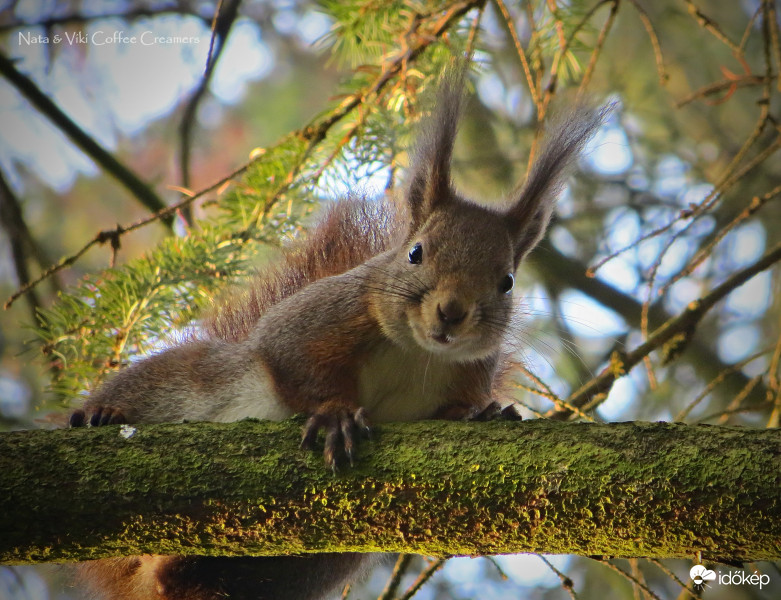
[[408, 243, 423, 264], [499, 273, 514, 294]]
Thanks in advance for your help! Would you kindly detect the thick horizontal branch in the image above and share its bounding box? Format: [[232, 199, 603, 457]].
[[1, 420, 779, 565]]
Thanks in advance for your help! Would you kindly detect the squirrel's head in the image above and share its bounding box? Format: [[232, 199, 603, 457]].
[[370, 66, 605, 362]]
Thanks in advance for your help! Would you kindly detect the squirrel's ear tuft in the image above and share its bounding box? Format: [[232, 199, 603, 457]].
[[405, 64, 468, 231], [506, 103, 611, 267]]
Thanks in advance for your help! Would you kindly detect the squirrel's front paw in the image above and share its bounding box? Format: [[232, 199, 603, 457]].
[[300, 402, 371, 471], [472, 401, 523, 422], [69, 405, 128, 427]]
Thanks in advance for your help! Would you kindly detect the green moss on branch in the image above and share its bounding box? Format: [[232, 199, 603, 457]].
[[1, 420, 779, 564]]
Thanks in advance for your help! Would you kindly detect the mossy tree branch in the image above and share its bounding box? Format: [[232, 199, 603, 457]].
[[1, 420, 779, 565]]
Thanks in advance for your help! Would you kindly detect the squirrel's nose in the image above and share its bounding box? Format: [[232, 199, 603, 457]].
[[437, 300, 467, 325]]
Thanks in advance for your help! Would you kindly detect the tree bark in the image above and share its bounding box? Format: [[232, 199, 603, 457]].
[[1, 419, 778, 565]]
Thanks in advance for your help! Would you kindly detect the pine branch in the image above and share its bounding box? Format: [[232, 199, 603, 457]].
[[1, 420, 779, 564], [6, 0, 478, 310], [179, 0, 242, 196], [2, 161, 251, 311]]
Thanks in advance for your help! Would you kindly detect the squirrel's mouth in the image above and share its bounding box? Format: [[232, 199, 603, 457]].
[[431, 332, 451, 345], [424, 329, 470, 354], [413, 325, 494, 361], [410, 324, 458, 352], [408, 316, 475, 356]]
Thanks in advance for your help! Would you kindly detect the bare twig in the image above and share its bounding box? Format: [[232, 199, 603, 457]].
[[531, 237, 767, 410], [3, 162, 250, 310], [595, 2, 777, 291], [647, 559, 689, 593], [465, 2, 484, 56], [767, 310, 781, 428], [676, 75, 769, 107], [697, 399, 768, 424], [714, 375, 764, 425], [0, 169, 41, 321], [378, 554, 414, 600], [492, 0, 541, 112], [767, 0, 781, 91], [398, 558, 446, 600], [629, 559, 651, 600], [542, 0, 614, 115], [523, 2, 544, 98], [683, 0, 739, 53], [625, 0, 667, 85], [546, 0, 569, 61], [577, 0, 618, 98], [339, 582, 351, 600], [552, 239, 781, 419], [663, 184, 781, 293], [738, 4, 763, 55], [0, 52, 171, 224], [674, 350, 769, 422], [599, 560, 664, 600], [538, 554, 579, 600], [179, 0, 242, 213]]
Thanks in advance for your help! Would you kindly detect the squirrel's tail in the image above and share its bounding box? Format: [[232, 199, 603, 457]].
[[77, 554, 376, 600], [205, 196, 404, 342]]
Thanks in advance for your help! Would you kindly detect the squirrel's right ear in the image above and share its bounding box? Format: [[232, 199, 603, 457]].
[[405, 66, 467, 231]]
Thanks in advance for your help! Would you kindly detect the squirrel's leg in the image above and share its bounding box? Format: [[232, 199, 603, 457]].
[[300, 401, 371, 470], [471, 401, 523, 421], [68, 340, 235, 428], [434, 398, 522, 421], [431, 357, 521, 420]]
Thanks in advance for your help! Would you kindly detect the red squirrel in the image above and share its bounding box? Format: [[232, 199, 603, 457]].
[[69, 70, 606, 599]]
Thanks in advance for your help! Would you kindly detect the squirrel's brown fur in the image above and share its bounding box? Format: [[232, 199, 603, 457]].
[[205, 196, 405, 343], [69, 68, 607, 600]]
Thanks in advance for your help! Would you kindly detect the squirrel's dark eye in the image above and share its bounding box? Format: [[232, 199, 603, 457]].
[[408, 243, 423, 264], [499, 273, 514, 294]]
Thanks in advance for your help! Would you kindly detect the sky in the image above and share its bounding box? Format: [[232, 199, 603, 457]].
[[1, 13, 279, 191]]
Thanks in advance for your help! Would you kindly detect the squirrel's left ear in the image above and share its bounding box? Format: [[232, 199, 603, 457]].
[[405, 66, 467, 232], [505, 184, 556, 268], [506, 105, 609, 268]]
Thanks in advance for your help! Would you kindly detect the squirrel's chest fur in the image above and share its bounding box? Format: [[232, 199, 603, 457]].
[[356, 342, 453, 422]]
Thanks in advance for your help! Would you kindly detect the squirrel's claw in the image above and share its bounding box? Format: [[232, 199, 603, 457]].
[[300, 405, 371, 470], [92, 406, 128, 426], [500, 404, 523, 421], [69, 409, 86, 427], [472, 401, 523, 422], [69, 406, 128, 427]]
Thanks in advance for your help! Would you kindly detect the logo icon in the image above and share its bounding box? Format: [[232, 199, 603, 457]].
[[690, 565, 716, 591]]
